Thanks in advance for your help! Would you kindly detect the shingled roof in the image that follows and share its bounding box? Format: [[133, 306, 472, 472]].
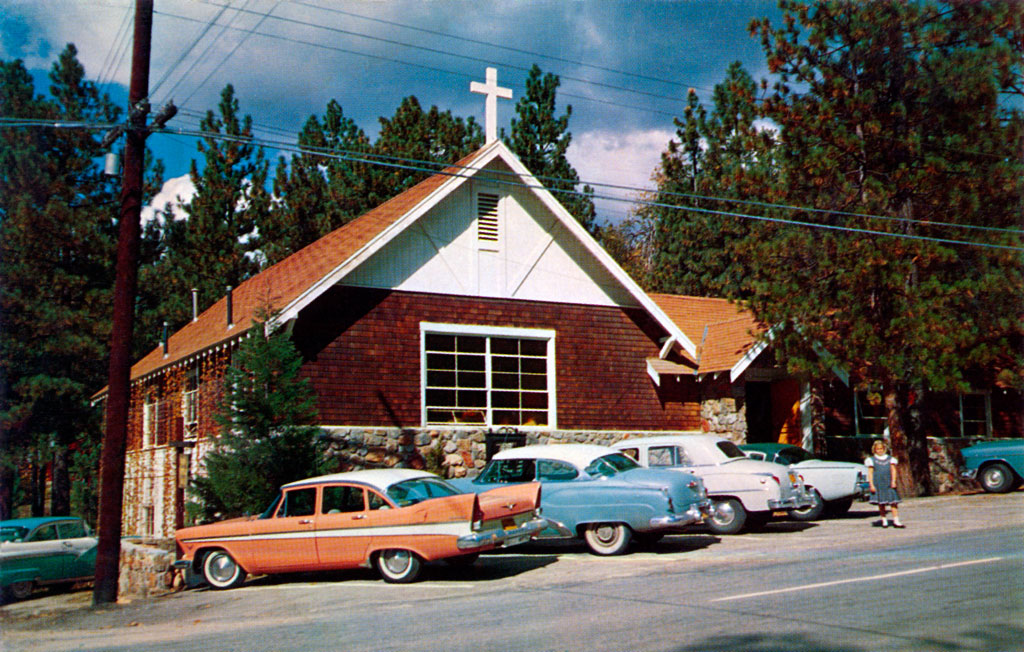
[[649, 293, 767, 376]]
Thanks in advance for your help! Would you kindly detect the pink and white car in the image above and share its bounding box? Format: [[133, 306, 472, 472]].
[[612, 435, 813, 534]]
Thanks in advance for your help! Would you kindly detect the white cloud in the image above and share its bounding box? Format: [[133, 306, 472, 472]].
[[141, 173, 194, 225], [567, 128, 674, 224]]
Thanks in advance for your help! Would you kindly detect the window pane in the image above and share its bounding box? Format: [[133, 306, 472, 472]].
[[520, 340, 546, 356], [491, 338, 518, 355], [479, 458, 535, 483], [57, 521, 86, 539], [457, 389, 487, 408], [493, 410, 521, 425], [427, 409, 456, 423], [521, 392, 548, 410], [427, 352, 455, 370], [457, 370, 486, 388], [492, 391, 520, 408], [426, 389, 455, 407], [457, 354, 486, 371], [280, 488, 316, 517], [649, 446, 675, 467], [457, 336, 486, 353], [425, 333, 455, 351], [454, 409, 485, 424], [522, 411, 547, 426], [427, 370, 455, 387], [537, 459, 578, 481], [521, 358, 547, 374], [493, 372, 520, 389], [492, 356, 519, 373], [522, 374, 547, 391], [322, 486, 365, 514]]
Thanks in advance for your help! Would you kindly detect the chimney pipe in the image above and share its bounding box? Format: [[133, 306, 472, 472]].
[[162, 321, 169, 356], [191, 288, 198, 322], [226, 285, 233, 328]]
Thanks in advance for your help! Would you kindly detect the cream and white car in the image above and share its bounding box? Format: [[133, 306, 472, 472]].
[[612, 435, 813, 534]]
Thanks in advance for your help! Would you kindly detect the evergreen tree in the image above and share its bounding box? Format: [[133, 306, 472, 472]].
[[505, 65, 596, 233], [261, 100, 375, 265], [372, 95, 483, 203], [189, 312, 323, 520], [154, 84, 269, 331], [648, 0, 1022, 495], [0, 46, 123, 518]]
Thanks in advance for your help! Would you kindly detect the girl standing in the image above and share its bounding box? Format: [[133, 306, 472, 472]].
[[866, 440, 904, 528]]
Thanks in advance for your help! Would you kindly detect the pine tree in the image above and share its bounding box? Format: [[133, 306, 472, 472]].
[[505, 65, 596, 233], [0, 47, 123, 518], [154, 84, 269, 331], [261, 100, 375, 265], [189, 312, 323, 520]]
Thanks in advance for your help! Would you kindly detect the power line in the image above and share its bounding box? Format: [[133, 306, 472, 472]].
[[280, 0, 717, 94], [5, 116, 1020, 244]]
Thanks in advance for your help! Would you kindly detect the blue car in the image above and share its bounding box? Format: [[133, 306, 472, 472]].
[[450, 444, 712, 555], [960, 439, 1024, 493], [1, 516, 97, 602]]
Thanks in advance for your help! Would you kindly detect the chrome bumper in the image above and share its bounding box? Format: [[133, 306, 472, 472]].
[[649, 499, 712, 529], [960, 468, 978, 480], [457, 516, 549, 550], [172, 559, 191, 570], [769, 487, 815, 509]]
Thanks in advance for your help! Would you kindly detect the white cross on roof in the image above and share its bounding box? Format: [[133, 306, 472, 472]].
[[470, 67, 512, 144]]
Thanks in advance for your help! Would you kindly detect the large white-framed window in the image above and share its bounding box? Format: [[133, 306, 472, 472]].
[[959, 392, 991, 437], [181, 365, 199, 435], [421, 322, 556, 428], [142, 394, 158, 448]]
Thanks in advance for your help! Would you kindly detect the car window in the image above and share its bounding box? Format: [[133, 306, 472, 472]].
[[278, 487, 316, 518], [368, 491, 390, 510], [0, 526, 28, 542], [649, 446, 689, 467], [716, 441, 747, 459], [585, 453, 640, 477], [745, 451, 766, 461], [537, 459, 578, 481], [617, 447, 639, 462], [776, 447, 813, 465], [322, 486, 365, 514], [386, 478, 460, 507], [478, 458, 536, 484], [57, 520, 87, 539], [27, 524, 58, 542]]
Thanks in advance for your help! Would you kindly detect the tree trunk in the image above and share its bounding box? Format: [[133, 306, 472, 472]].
[[31, 459, 45, 516], [0, 426, 13, 520], [808, 379, 828, 458], [884, 385, 930, 497], [51, 446, 70, 516]]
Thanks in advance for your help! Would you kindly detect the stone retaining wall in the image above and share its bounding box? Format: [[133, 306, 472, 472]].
[[118, 538, 177, 600]]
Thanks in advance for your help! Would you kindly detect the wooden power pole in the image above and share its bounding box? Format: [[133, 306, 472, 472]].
[[93, 0, 154, 605]]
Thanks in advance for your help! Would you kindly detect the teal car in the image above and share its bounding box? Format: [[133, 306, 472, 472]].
[[960, 439, 1024, 493], [0, 516, 97, 601]]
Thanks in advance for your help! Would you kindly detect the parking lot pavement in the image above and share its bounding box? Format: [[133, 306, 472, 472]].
[[1, 489, 1020, 626]]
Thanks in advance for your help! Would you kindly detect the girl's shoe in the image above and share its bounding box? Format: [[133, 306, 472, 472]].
[[893, 522, 905, 528]]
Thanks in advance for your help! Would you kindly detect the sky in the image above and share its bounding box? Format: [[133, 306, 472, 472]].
[[1, 0, 785, 224]]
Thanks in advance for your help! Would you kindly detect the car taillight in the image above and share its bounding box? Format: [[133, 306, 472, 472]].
[[661, 486, 676, 512], [771, 475, 781, 485], [472, 500, 484, 531]]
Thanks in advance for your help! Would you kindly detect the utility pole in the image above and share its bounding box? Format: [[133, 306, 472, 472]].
[[93, 0, 154, 605]]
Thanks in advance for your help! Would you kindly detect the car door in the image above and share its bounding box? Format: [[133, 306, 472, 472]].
[[21, 523, 67, 582], [244, 486, 318, 574], [315, 484, 375, 568], [55, 520, 96, 579]]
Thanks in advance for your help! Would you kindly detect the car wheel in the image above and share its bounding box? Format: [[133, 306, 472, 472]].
[[707, 498, 747, 535], [788, 489, 825, 521], [3, 580, 34, 602], [979, 463, 1017, 493], [202, 550, 247, 590], [376, 549, 423, 583], [824, 497, 854, 516], [582, 523, 632, 555]]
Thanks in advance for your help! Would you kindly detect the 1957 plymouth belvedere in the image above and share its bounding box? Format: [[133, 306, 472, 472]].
[[1, 516, 97, 602], [450, 444, 712, 555], [739, 443, 870, 519], [612, 435, 813, 534], [174, 469, 547, 587]]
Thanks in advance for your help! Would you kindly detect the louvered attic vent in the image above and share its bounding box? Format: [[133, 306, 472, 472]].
[[477, 193, 500, 243]]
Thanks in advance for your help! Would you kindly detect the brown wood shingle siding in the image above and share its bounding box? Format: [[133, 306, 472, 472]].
[[292, 287, 702, 431]]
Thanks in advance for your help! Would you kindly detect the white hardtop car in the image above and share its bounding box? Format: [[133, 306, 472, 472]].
[[611, 434, 813, 534], [739, 443, 870, 519]]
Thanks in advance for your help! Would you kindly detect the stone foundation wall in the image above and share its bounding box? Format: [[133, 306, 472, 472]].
[[321, 427, 705, 478], [699, 397, 747, 443], [118, 538, 177, 601]]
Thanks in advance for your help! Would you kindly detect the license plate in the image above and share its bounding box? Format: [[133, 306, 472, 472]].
[[502, 518, 517, 530], [504, 533, 530, 546]]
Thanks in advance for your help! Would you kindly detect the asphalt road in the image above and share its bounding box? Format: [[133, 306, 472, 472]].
[[2, 491, 1022, 652]]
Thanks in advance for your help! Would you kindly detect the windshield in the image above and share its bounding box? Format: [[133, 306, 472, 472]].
[[0, 526, 28, 542], [477, 458, 536, 484], [716, 441, 748, 459], [584, 453, 640, 477], [776, 447, 814, 465], [386, 478, 460, 507]]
